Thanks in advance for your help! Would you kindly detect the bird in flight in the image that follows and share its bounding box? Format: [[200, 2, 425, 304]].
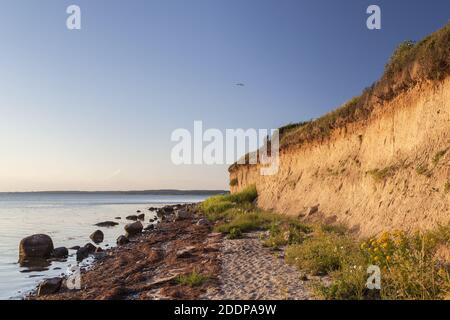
[[236, 83, 245, 87]]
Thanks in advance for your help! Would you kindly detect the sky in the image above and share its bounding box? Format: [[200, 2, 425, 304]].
[[0, 0, 448, 192]]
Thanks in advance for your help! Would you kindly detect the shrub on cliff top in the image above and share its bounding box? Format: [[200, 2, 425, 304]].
[[228, 22, 450, 164]]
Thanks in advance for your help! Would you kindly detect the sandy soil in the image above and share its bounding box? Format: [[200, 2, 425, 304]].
[[202, 232, 311, 300]]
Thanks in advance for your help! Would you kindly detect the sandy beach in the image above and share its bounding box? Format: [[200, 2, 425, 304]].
[[30, 203, 313, 300]]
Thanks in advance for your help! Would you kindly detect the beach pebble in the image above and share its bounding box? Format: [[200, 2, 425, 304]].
[[76, 243, 97, 261], [116, 235, 129, 246], [124, 221, 143, 237], [176, 246, 196, 258], [90, 230, 104, 244], [144, 224, 155, 231], [196, 218, 209, 226], [52, 247, 69, 259], [95, 221, 119, 227], [175, 210, 191, 221], [38, 277, 62, 296]]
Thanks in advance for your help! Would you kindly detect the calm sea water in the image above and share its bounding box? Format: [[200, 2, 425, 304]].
[[0, 192, 211, 300]]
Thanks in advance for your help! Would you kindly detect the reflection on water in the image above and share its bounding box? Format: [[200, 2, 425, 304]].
[[0, 193, 209, 299]]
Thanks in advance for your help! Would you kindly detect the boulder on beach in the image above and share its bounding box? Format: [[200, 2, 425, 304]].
[[137, 213, 145, 220], [84, 243, 97, 253], [144, 224, 154, 231], [19, 234, 54, 261], [124, 221, 143, 237], [175, 210, 191, 221], [157, 206, 174, 217], [115, 217, 121, 220], [76, 243, 97, 261], [37, 277, 62, 296], [69, 246, 80, 251], [52, 247, 69, 259], [148, 207, 157, 211], [137, 210, 141, 213], [126, 215, 138, 221], [116, 235, 129, 245], [95, 221, 119, 227], [90, 230, 104, 244]]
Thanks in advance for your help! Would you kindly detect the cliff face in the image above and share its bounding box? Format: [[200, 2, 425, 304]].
[[230, 77, 450, 237]]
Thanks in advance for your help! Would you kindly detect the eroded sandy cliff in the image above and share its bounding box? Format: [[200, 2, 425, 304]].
[[230, 22, 450, 237]]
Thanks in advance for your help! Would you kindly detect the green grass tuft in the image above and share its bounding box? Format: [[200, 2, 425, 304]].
[[175, 271, 209, 287]]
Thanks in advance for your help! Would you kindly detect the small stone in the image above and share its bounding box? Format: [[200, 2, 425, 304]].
[[124, 221, 143, 237], [176, 246, 196, 258], [52, 247, 69, 259], [116, 235, 129, 246], [90, 230, 104, 244], [38, 277, 62, 296], [196, 218, 209, 226], [175, 210, 191, 221], [95, 221, 118, 227]]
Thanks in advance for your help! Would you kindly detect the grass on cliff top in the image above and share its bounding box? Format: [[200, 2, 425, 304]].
[[230, 22, 450, 157]]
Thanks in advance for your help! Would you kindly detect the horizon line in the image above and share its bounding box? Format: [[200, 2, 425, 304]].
[[0, 189, 228, 194]]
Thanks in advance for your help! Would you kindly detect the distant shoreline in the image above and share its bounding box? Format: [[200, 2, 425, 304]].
[[0, 190, 228, 196]]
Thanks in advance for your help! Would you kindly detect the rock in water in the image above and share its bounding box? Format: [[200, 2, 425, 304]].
[[116, 235, 129, 245], [76, 243, 97, 261], [52, 247, 68, 259], [37, 277, 62, 296], [19, 234, 54, 261], [95, 221, 119, 227], [84, 243, 97, 253], [90, 230, 104, 244], [124, 221, 143, 237]]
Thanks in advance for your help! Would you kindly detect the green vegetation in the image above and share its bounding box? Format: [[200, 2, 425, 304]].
[[367, 166, 396, 182], [415, 164, 430, 176], [286, 232, 360, 276], [175, 271, 209, 287], [316, 228, 450, 300], [228, 23, 450, 163], [433, 149, 448, 165], [201, 187, 450, 300], [228, 227, 243, 239], [263, 220, 312, 248], [200, 185, 257, 220], [444, 181, 450, 193], [280, 96, 363, 147]]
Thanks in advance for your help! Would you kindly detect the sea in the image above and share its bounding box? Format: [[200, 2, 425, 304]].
[[0, 192, 216, 299]]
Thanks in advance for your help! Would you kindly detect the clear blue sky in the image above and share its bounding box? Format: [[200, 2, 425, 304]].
[[0, 0, 448, 191]]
